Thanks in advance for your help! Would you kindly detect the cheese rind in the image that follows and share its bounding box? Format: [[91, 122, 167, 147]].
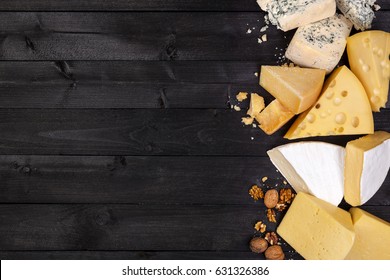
[[267, 142, 345, 206], [286, 14, 352, 74], [285, 66, 374, 139], [344, 131, 390, 206], [257, 0, 336, 31], [277, 193, 355, 260], [260, 66, 326, 114], [336, 0, 376, 31], [255, 99, 294, 135], [347, 30, 390, 112], [345, 208, 390, 260]]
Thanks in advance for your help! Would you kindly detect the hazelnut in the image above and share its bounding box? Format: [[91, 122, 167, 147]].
[[264, 189, 279, 208], [265, 245, 285, 260], [249, 237, 268, 253]]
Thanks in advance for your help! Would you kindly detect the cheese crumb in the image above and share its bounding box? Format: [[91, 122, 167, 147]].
[[260, 25, 269, 32], [252, 123, 257, 128], [258, 38, 263, 44], [251, 137, 254, 140], [261, 34, 268, 42], [246, 28, 252, 34], [236, 91, 248, 101], [262, 176, 268, 182], [242, 116, 254, 125], [373, 4, 381, 11], [254, 72, 259, 77], [233, 105, 241, 111]]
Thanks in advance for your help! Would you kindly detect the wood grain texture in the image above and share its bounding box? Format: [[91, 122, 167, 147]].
[[0, 204, 388, 251], [0, 155, 389, 206], [0, 12, 388, 60], [0, 0, 387, 11], [0, 109, 388, 156]]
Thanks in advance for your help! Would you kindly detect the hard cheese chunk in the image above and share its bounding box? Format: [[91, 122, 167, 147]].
[[344, 131, 390, 206], [277, 193, 355, 260], [286, 14, 352, 74], [268, 142, 345, 206], [257, 0, 336, 31], [345, 208, 390, 260], [255, 99, 294, 135], [247, 93, 265, 118], [347, 30, 390, 112], [260, 66, 326, 114], [285, 66, 374, 139], [336, 0, 376, 31]]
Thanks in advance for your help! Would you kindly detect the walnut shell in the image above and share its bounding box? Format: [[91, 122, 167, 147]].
[[265, 245, 285, 260], [264, 189, 279, 208], [249, 237, 268, 253]]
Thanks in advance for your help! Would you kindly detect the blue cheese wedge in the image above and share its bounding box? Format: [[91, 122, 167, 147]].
[[256, 0, 336, 31], [336, 0, 376, 31], [285, 14, 353, 74]]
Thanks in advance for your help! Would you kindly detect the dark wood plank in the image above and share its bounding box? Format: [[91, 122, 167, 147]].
[[0, 109, 389, 156], [0, 0, 387, 11], [0, 250, 303, 260], [0, 12, 388, 60], [0, 204, 387, 251], [0, 155, 388, 206]]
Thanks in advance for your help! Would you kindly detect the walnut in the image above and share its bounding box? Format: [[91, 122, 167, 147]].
[[275, 203, 287, 212], [264, 189, 279, 208], [249, 237, 268, 253], [265, 245, 285, 260], [279, 188, 294, 204], [266, 209, 276, 223], [254, 221, 266, 233], [249, 185, 264, 201], [265, 232, 278, 246]]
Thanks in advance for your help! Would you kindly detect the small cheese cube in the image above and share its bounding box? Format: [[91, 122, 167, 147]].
[[255, 99, 294, 135], [336, 0, 376, 31], [260, 66, 326, 114], [277, 193, 355, 260], [247, 93, 265, 117], [347, 30, 390, 112], [345, 208, 390, 260], [286, 14, 352, 74], [285, 66, 374, 139], [257, 0, 336, 31], [344, 131, 390, 206]]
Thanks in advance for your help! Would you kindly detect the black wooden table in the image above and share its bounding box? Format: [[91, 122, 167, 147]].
[[0, 0, 389, 260]]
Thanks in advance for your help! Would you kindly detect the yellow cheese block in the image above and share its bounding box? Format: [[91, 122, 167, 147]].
[[260, 66, 326, 114], [247, 93, 265, 117], [255, 99, 294, 135], [345, 208, 390, 260], [277, 192, 355, 260], [347, 31, 390, 112], [285, 66, 374, 139], [344, 131, 390, 206]]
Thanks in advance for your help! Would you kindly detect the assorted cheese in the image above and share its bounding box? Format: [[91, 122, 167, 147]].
[[259, 66, 326, 114], [256, 0, 336, 32], [285, 66, 374, 139], [347, 30, 390, 112], [344, 131, 390, 206], [286, 14, 352, 74], [277, 193, 355, 260], [267, 142, 345, 206], [336, 0, 376, 31], [345, 208, 390, 260], [255, 99, 294, 135]]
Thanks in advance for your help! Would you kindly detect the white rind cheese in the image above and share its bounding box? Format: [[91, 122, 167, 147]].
[[286, 14, 353, 74], [336, 0, 376, 31], [257, 0, 336, 32], [267, 142, 345, 206]]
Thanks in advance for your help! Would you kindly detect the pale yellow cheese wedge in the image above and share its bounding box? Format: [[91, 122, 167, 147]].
[[247, 93, 265, 117], [285, 66, 374, 139], [277, 192, 355, 260], [260, 66, 326, 114], [347, 31, 390, 112], [255, 99, 294, 135], [344, 131, 390, 206], [345, 208, 390, 260]]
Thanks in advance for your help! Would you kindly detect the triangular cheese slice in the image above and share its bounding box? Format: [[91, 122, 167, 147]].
[[285, 66, 374, 139], [347, 30, 390, 112], [267, 142, 345, 206], [259, 66, 326, 114], [344, 131, 390, 206]]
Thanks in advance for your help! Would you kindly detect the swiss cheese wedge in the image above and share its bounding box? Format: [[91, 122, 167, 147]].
[[347, 30, 390, 112], [285, 66, 374, 139], [260, 66, 326, 114], [345, 208, 390, 260], [344, 131, 390, 206]]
